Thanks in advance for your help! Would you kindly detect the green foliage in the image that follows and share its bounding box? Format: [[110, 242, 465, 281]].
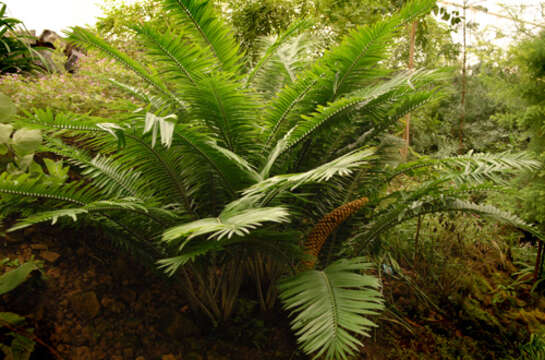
[[0, 2, 43, 74], [0, 51, 141, 118], [0, 261, 40, 295], [278, 258, 384, 360], [2, 0, 540, 358], [0, 260, 42, 359], [0, 92, 16, 123]]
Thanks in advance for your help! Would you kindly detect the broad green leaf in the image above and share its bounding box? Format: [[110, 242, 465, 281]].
[[0, 312, 25, 326], [0, 262, 39, 295], [11, 129, 42, 157], [0, 123, 13, 144]]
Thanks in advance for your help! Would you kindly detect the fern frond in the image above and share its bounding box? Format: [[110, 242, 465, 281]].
[[321, 0, 435, 97], [157, 241, 223, 276], [173, 124, 261, 193], [247, 19, 313, 86], [45, 137, 154, 201], [162, 206, 290, 246], [163, 0, 242, 72], [245, 149, 376, 204], [185, 75, 259, 153], [278, 258, 384, 360], [391, 151, 540, 184], [9, 198, 172, 232], [133, 23, 212, 85], [0, 172, 100, 206], [67, 27, 184, 109]]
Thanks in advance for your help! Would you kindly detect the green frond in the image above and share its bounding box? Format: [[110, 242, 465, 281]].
[[361, 193, 542, 245], [263, 75, 318, 147], [163, 0, 242, 72], [447, 199, 543, 239], [261, 0, 435, 143], [21, 108, 116, 133], [67, 26, 184, 109], [157, 241, 223, 276], [0, 172, 101, 206], [45, 137, 154, 202], [246, 149, 376, 205], [162, 206, 290, 246], [391, 151, 540, 185], [106, 78, 168, 111], [278, 257, 384, 360], [9, 198, 171, 232], [173, 124, 261, 193], [320, 0, 435, 97], [185, 75, 259, 153], [247, 19, 313, 86], [253, 33, 318, 101], [107, 134, 195, 213], [133, 23, 212, 85], [266, 70, 442, 167]]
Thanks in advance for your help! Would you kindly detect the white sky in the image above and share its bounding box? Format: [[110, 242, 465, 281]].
[[4, 0, 544, 45], [3, 0, 138, 34]]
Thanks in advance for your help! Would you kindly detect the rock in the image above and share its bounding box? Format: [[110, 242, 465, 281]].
[[69, 291, 101, 319], [40, 251, 60, 263], [159, 311, 201, 339], [73, 346, 92, 360], [31, 243, 48, 250], [162, 355, 177, 360]]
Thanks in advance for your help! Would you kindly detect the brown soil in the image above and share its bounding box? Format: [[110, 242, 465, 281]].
[[0, 226, 301, 360]]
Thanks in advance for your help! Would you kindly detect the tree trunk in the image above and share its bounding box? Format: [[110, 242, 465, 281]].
[[401, 21, 417, 160], [459, 1, 467, 153]]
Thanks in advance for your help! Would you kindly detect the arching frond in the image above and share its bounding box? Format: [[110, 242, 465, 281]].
[[162, 206, 291, 246], [133, 23, 212, 85], [319, 0, 435, 98], [163, 0, 242, 72], [45, 137, 154, 202], [262, 74, 318, 147], [67, 27, 184, 109], [9, 198, 173, 232], [278, 258, 384, 360], [173, 124, 261, 193], [157, 241, 223, 276], [246, 149, 376, 204], [390, 151, 540, 184], [185, 75, 259, 153], [247, 19, 313, 86], [0, 172, 101, 206]]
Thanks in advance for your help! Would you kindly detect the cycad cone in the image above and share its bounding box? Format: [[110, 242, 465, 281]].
[[304, 197, 369, 268]]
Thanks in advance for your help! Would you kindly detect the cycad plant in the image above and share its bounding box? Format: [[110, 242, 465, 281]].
[[1, 0, 541, 358]]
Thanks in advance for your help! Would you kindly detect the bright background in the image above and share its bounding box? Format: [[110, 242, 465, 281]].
[[3, 0, 544, 46]]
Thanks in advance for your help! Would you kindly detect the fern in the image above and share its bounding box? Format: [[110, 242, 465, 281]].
[[278, 258, 384, 360]]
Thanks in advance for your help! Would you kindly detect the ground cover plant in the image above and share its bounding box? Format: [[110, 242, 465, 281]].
[[0, 0, 544, 359]]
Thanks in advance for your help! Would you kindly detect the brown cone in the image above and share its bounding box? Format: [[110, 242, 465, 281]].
[[303, 196, 369, 269]]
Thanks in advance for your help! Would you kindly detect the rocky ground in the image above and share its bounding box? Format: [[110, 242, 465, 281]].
[[0, 226, 300, 360]]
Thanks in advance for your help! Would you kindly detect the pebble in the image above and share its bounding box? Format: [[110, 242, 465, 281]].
[[40, 251, 61, 263]]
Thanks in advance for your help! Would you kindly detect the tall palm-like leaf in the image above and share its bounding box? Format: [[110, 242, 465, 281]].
[[278, 258, 384, 360]]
